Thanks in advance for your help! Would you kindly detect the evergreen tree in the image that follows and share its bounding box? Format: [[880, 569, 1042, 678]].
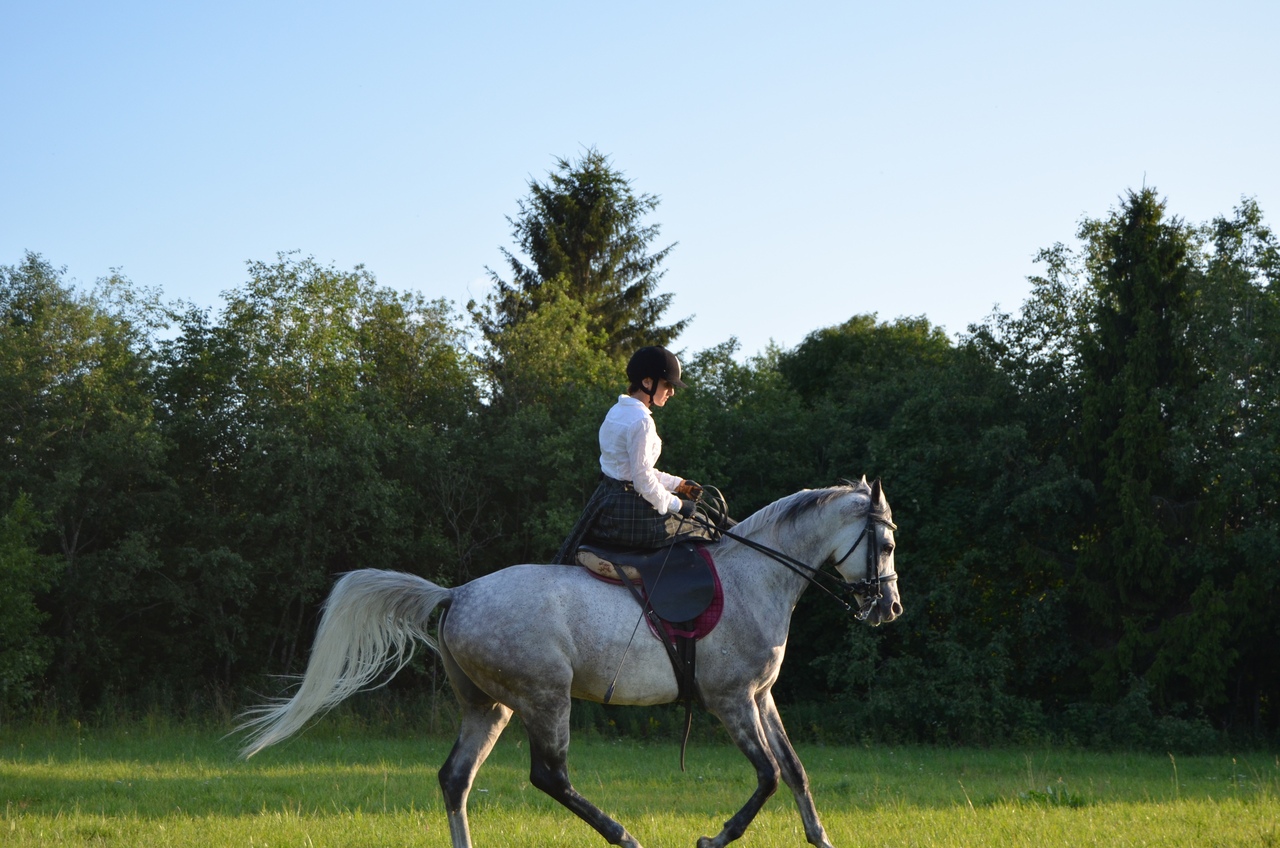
[[1072, 188, 1203, 706], [474, 149, 688, 361]]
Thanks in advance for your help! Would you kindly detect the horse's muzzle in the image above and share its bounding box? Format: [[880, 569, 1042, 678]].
[[862, 589, 902, 626]]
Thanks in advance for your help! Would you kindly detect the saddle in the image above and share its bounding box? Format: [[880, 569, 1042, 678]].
[[576, 542, 715, 623]]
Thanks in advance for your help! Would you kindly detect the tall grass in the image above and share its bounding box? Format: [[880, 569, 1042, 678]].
[[2, 717, 1277, 847]]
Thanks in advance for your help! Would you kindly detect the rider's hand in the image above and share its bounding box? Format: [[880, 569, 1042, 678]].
[[678, 498, 698, 518], [675, 480, 703, 500]]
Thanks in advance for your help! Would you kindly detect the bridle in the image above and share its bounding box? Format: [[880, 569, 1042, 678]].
[[696, 492, 898, 621], [829, 510, 898, 620]]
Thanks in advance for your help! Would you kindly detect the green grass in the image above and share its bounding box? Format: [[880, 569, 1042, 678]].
[[2, 718, 1277, 847]]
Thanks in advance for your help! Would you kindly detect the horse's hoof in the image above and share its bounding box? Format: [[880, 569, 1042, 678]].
[[696, 837, 718, 848]]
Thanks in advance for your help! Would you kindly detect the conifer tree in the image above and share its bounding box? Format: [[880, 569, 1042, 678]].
[[475, 149, 688, 360], [1073, 188, 1201, 705]]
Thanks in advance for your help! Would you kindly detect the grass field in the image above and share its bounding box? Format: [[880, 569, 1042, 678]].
[[2, 717, 1277, 847]]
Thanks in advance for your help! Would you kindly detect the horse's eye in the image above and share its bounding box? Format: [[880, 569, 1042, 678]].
[[882, 543, 894, 555]]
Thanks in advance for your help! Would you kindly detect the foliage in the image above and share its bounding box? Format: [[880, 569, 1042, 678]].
[[1183, 199, 1280, 734], [967, 190, 1280, 741], [0, 495, 53, 710], [659, 339, 812, 515], [761, 315, 1085, 744], [152, 254, 478, 683], [2, 179, 1279, 745], [0, 253, 171, 708]]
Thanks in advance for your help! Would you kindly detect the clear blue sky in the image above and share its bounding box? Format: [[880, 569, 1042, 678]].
[[4, 0, 1277, 359]]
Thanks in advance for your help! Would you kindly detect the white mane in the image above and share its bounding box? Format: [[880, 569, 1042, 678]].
[[717, 481, 874, 555]]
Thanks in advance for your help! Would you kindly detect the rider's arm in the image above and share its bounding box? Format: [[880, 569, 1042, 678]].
[[626, 416, 682, 515]]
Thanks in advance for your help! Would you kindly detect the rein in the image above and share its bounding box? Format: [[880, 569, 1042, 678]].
[[694, 499, 897, 620]]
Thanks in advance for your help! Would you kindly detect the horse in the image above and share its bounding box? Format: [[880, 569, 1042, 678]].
[[238, 477, 902, 848]]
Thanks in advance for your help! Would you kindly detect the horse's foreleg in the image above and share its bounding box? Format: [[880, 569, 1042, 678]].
[[759, 690, 834, 848], [523, 700, 644, 848], [438, 700, 513, 848], [698, 697, 780, 848]]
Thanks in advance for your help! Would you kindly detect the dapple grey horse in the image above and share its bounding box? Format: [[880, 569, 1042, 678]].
[[239, 478, 901, 848]]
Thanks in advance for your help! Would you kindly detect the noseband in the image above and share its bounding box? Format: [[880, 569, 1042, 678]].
[[831, 511, 898, 621]]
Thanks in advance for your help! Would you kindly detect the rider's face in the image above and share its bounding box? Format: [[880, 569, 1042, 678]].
[[652, 379, 676, 407], [640, 378, 676, 408]]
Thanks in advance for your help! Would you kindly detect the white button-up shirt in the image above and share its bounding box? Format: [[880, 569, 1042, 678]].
[[598, 395, 683, 515]]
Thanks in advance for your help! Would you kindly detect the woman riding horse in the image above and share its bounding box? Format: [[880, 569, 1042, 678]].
[[554, 345, 721, 565]]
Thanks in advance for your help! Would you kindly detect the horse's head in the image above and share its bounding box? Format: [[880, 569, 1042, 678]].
[[834, 477, 902, 626]]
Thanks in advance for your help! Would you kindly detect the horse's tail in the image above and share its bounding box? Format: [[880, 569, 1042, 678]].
[[237, 568, 452, 758]]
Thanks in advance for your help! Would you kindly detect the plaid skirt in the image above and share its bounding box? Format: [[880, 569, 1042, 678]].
[[553, 476, 719, 564]]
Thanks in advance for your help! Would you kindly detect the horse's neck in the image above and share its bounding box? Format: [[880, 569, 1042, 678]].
[[718, 501, 836, 617]]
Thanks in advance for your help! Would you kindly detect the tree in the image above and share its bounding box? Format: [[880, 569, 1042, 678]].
[[474, 149, 688, 360], [462, 152, 688, 566], [154, 253, 478, 679], [965, 241, 1092, 456], [0, 253, 170, 707], [1071, 189, 1204, 708], [776, 314, 954, 481], [765, 314, 1083, 742], [658, 339, 811, 516], [0, 495, 53, 709], [1180, 199, 1280, 732], [969, 192, 1280, 741], [458, 277, 620, 570]]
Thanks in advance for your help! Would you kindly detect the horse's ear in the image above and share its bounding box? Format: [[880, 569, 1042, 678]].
[[870, 477, 884, 505], [859, 474, 868, 487]]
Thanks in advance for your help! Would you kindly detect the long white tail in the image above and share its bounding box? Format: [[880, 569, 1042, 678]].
[[237, 569, 453, 758]]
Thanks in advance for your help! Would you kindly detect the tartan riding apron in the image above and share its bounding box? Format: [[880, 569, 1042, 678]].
[[553, 476, 719, 564]]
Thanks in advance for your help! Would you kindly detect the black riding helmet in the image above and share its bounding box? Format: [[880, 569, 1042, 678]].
[[626, 346, 686, 401]]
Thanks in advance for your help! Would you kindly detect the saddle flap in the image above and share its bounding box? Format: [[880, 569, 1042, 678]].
[[577, 543, 715, 623]]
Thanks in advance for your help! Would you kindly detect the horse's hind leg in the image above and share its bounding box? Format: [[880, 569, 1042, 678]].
[[759, 690, 834, 848], [698, 693, 781, 848], [437, 627, 513, 848], [438, 699, 513, 848], [521, 696, 644, 848]]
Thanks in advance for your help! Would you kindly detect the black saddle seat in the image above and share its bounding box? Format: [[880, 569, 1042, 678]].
[[576, 542, 715, 623]]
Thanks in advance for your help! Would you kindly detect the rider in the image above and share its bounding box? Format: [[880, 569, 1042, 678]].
[[554, 345, 719, 564]]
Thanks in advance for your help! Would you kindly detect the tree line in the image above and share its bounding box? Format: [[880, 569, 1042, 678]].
[[2, 152, 1277, 749]]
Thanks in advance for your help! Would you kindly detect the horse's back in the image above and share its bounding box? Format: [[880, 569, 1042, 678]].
[[452, 562, 609, 611], [447, 563, 636, 645]]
